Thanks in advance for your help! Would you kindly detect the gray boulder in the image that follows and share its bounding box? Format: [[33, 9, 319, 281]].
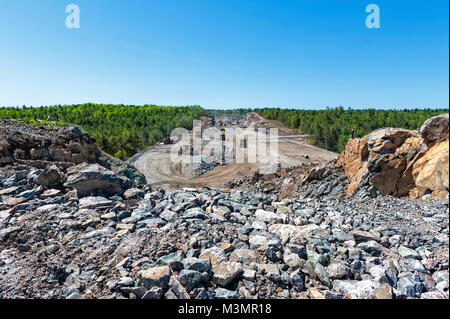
[[35, 165, 65, 187], [64, 163, 126, 197]]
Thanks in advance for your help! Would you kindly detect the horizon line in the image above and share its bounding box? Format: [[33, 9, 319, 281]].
[[1, 103, 449, 111]]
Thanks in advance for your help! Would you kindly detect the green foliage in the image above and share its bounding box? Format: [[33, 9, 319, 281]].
[[2, 104, 446, 158], [114, 149, 128, 159], [0, 103, 205, 160], [211, 106, 448, 153]]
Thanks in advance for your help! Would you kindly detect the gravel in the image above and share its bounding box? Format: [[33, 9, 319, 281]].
[[0, 162, 448, 299]]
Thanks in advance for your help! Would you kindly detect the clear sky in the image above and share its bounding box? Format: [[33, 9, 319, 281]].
[[0, 0, 448, 109]]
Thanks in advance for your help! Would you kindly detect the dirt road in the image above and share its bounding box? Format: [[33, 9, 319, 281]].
[[130, 114, 338, 189]]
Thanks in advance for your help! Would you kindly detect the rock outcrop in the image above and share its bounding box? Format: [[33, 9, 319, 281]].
[[0, 120, 146, 186], [339, 114, 449, 200], [0, 121, 99, 168], [34, 164, 65, 187], [411, 141, 449, 199], [420, 113, 449, 145], [99, 152, 147, 187]]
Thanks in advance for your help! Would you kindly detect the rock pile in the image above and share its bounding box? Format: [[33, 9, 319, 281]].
[[0, 117, 448, 299], [0, 120, 98, 168], [191, 145, 235, 177], [225, 161, 349, 200], [0, 120, 146, 186], [1, 167, 448, 299]]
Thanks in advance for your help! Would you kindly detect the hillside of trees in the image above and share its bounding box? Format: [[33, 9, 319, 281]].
[[1, 104, 447, 158], [0, 104, 205, 159], [211, 107, 448, 152]]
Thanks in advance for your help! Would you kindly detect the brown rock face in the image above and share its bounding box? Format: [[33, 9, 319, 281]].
[[367, 129, 426, 197], [339, 114, 449, 200], [420, 113, 449, 145], [338, 137, 369, 181], [340, 128, 425, 197], [412, 141, 449, 200]]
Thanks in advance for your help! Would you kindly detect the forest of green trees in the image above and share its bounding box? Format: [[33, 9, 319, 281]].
[[213, 107, 448, 152], [0, 104, 205, 159], [1, 104, 447, 158]]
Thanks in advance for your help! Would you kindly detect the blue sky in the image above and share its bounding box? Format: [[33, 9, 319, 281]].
[[0, 0, 448, 109]]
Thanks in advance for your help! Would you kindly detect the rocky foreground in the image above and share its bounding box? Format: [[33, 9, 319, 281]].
[[0, 118, 449, 299]]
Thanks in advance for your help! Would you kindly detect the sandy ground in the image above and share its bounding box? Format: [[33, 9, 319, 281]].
[[131, 115, 338, 189]]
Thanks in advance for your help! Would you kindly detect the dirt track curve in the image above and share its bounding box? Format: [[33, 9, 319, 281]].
[[130, 114, 338, 189]]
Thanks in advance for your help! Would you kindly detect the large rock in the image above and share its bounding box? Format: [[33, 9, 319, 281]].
[[177, 270, 202, 291], [412, 141, 449, 200], [140, 266, 171, 290], [333, 280, 380, 299], [420, 113, 449, 145], [254, 209, 286, 224], [248, 235, 269, 249], [100, 152, 147, 186], [64, 163, 126, 197], [0, 121, 99, 168], [212, 262, 242, 287], [181, 258, 211, 272], [268, 224, 328, 242], [229, 249, 258, 265], [215, 288, 240, 299], [0, 137, 12, 165], [339, 115, 449, 200], [366, 128, 424, 197], [78, 196, 113, 209], [199, 247, 227, 269], [0, 121, 146, 186], [34, 165, 65, 187], [338, 137, 369, 196]]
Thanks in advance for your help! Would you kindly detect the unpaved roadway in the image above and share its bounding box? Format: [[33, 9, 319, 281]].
[[130, 114, 337, 189]]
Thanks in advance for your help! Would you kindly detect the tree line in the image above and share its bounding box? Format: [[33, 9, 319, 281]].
[[1, 104, 446, 158]]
